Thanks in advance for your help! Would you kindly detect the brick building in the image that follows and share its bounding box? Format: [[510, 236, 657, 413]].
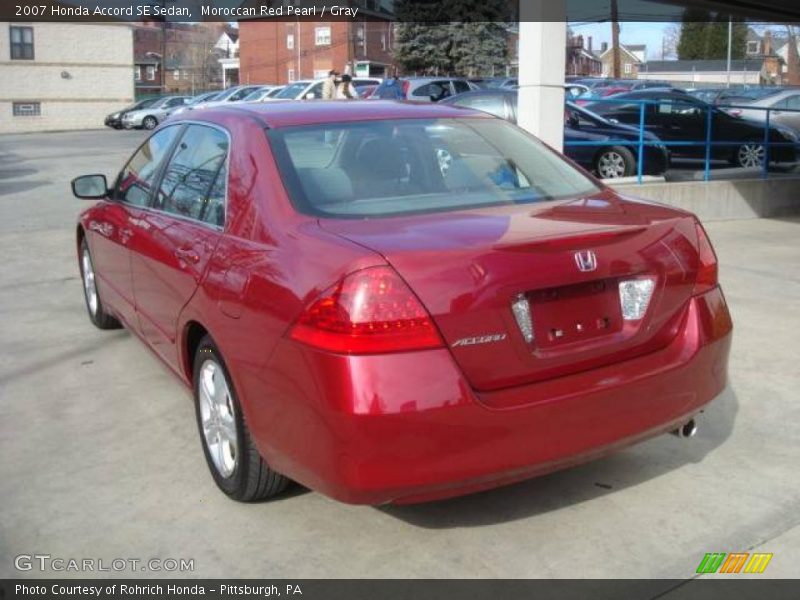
[[566, 34, 601, 76], [239, 18, 396, 85], [133, 22, 226, 97]]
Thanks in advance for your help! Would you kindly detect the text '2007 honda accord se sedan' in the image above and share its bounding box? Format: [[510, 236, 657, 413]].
[[71, 101, 732, 505]]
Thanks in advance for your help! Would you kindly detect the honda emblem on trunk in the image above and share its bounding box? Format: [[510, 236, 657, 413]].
[[574, 250, 597, 272]]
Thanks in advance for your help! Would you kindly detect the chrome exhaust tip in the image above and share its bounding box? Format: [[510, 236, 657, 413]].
[[672, 418, 697, 439]]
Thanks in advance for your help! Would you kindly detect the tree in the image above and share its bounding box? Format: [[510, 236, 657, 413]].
[[786, 25, 800, 85], [393, 0, 509, 76], [677, 10, 748, 60], [393, 1, 451, 74]]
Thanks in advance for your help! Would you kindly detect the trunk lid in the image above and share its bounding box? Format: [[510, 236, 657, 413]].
[[320, 191, 702, 393]]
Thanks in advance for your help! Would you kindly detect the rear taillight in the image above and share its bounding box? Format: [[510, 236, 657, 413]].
[[289, 266, 443, 354], [694, 222, 718, 294]]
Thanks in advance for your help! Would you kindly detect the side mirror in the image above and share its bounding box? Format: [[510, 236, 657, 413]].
[[71, 174, 108, 200], [567, 114, 580, 129]]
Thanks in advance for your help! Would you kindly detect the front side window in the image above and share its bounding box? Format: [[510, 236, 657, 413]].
[[315, 26, 331, 46], [10, 26, 34, 60], [154, 125, 228, 227], [116, 126, 181, 207], [268, 118, 600, 218]]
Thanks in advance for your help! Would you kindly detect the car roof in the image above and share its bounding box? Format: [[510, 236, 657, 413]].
[[441, 90, 515, 102], [191, 100, 492, 129]]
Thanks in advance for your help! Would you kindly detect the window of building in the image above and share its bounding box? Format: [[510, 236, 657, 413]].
[[313, 69, 329, 79], [146, 65, 156, 81], [173, 70, 180, 81], [134, 66, 142, 82], [747, 41, 760, 55], [624, 63, 633, 74], [288, 68, 295, 82], [315, 26, 331, 46], [183, 70, 189, 80], [12, 102, 41, 117], [287, 33, 294, 49], [10, 26, 34, 60]]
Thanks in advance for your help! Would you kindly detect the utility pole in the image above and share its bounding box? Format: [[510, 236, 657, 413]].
[[610, 0, 620, 79], [726, 15, 732, 88]]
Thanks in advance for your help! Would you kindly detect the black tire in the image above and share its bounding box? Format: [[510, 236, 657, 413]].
[[730, 141, 766, 169], [79, 239, 121, 330], [142, 116, 158, 130], [594, 146, 636, 179], [192, 335, 290, 502]]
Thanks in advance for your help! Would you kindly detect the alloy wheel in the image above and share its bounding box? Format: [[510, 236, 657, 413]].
[[81, 247, 98, 316], [143, 116, 157, 130], [198, 359, 238, 478], [597, 151, 628, 178], [737, 143, 765, 168]]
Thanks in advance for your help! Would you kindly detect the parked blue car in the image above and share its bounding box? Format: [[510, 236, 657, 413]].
[[440, 90, 670, 178]]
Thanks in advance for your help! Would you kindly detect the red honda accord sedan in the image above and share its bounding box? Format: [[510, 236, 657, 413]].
[[71, 101, 732, 504]]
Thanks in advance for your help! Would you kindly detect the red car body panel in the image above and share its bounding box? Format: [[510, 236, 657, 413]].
[[77, 101, 733, 504]]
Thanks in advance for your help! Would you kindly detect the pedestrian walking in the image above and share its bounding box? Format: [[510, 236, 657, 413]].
[[321, 70, 338, 100], [336, 74, 357, 99]]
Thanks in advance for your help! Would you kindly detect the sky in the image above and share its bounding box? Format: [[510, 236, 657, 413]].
[[570, 22, 673, 60]]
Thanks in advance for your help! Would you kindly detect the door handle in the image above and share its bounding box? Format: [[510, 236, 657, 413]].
[[174, 247, 200, 264]]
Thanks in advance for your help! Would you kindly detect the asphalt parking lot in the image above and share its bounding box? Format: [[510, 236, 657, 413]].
[[0, 129, 798, 581]]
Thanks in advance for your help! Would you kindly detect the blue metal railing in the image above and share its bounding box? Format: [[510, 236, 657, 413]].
[[563, 96, 800, 184]]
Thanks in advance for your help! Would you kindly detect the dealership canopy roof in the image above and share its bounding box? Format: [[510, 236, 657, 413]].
[[654, 0, 800, 20]]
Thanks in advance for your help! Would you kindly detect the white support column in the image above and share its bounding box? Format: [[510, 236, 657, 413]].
[[517, 4, 567, 151]]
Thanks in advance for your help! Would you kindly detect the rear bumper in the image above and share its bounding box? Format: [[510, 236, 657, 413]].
[[249, 287, 732, 505]]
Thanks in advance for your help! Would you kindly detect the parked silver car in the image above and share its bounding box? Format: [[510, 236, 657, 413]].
[[268, 77, 383, 101], [372, 77, 479, 102], [241, 85, 285, 102], [121, 96, 192, 130], [729, 88, 800, 131]]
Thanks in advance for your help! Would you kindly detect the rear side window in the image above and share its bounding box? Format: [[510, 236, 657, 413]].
[[268, 118, 599, 218], [153, 124, 229, 227], [116, 126, 181, 207], [412, 82, 451, 101], [452, 80, 471, 94]]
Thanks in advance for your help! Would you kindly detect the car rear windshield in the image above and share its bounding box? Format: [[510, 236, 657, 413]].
[[267, 118, 600, 218]]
